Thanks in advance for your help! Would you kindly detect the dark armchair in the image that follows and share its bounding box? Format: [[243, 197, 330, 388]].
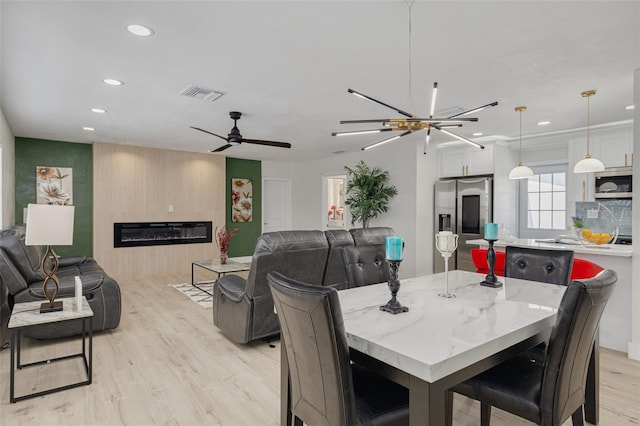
[[449, 269, 617, 426], [213, 230, 329, 344], [268, 271, 409, 426]]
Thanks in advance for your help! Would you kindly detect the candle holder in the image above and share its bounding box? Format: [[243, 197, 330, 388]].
[[435, 231, 458, 298], [480, 239, 503, 288], [380, 259, 409, 314]]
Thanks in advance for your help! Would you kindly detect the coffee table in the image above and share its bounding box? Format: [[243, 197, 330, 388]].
[[9, 296, 93, 403], [191, 257, 252, 295]]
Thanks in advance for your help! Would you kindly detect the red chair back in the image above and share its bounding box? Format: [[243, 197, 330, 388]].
[[471, 248, 505, 276], [570, 258, 604, 280]]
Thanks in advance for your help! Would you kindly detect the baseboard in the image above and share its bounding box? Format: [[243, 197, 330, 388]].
[[628, 341, 640, 361]]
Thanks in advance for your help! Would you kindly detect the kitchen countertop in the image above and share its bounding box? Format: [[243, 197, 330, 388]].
[[467, 238, 632, 257]]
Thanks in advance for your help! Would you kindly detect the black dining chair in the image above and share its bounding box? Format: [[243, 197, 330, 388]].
[[504, 246, 574, 286], [267, 271, 409, 426], [447, 269, 617, 426]]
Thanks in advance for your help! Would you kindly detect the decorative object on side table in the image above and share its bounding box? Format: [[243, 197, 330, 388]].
[[215, 226, 239, 264], [380, 236, 408, 314], [435, 231, 458, 298], [24, 203, 75, 313], [480, 223, 502, 288]]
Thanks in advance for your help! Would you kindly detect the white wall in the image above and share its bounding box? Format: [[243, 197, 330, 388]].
[[265, 138, 426, 278], [630, 67, 640, 360], [0, 108, 15, 227]]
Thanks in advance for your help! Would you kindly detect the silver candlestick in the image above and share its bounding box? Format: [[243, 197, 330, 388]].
[[435, 231, 458, 298]]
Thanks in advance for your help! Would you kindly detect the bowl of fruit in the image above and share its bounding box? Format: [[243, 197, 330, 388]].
[[579, 228, 615, 245]]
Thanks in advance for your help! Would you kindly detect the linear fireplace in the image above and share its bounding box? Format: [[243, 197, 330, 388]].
[[114, 221, 213, 248]]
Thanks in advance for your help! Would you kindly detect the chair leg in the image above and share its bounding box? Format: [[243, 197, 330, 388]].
[[572, 406, 584, 426], [445, 390, 454, 426], [480, 403, 492, 426]]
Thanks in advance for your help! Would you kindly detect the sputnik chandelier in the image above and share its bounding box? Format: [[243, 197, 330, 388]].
[[332, 82, 498, 154]]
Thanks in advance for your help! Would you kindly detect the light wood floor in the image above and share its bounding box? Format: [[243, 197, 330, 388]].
[[1, 272, 639, 426]]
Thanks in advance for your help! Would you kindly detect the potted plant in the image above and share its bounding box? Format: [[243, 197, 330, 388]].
[[344, 160, 398, 228]]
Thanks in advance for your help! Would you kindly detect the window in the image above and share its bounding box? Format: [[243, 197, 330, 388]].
[[518, 164, 567, 238]]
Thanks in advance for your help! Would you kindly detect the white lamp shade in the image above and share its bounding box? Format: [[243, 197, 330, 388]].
[[25, 204, 75, 246], [509, 164, 534, 180], [573, 156, 605, 173]]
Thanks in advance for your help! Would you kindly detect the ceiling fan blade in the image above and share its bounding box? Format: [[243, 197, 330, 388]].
[[447, 101, 499, 118], [332, 128, 394, 137], [190, 126, 229, 142], [242, 139, 292, 149], [433, 126, 485, 149], [362, 131, 412, 151], [348, 89, 415, 118], [211, 144, 233, 152]]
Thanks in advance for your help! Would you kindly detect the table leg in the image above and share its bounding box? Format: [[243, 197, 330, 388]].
[[585, 333, 599, 424], [10, 330, 16, 403], [409, 376, 446, 426]]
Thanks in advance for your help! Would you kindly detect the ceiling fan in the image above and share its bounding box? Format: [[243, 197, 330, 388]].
[[332, 82, 498, 154], [191, 111, 292, 152]]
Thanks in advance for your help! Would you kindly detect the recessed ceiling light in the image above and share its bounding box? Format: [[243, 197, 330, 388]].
[[626, 105, 635, 110], [103, 78, 123, 86], [127, 24, 154, 37], [83, 127, 95, 131], [472, 132, 483, 136], [91, 108, 106, 114], [537, 121, 551, 126]]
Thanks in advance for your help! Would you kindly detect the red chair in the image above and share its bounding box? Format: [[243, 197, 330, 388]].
[[570, 258, 604, 280], [471, 248, 505, 276]]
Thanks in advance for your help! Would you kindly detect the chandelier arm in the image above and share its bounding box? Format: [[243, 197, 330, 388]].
[[434, 126, 485, 149], [347, 89, 415, 118], [447, 101, 499, 118], [362, 131, 412, 151], [332, 128, 395, 137]]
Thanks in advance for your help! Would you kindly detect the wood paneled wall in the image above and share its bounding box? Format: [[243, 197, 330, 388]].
[[93, 143, 225, 278]]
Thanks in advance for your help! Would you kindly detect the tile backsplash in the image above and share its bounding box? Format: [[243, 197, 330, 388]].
[[575, 200, 632, 236]]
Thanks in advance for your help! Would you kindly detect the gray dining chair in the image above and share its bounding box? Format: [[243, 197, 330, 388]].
[[504, 246, 574, 286], [447, 269, 617, 426], [267, 271, 409, 426]]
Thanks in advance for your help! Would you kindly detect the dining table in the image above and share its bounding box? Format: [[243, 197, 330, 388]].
[[279, 269, 600, 426]]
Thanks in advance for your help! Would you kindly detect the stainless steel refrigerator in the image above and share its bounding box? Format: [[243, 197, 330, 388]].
[[434, 177, 493, 273]]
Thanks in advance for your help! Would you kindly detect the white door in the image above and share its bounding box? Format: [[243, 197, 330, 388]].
[[263, 178, 291, 233]]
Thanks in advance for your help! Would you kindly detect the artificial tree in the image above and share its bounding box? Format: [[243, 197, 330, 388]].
[[344, 160, 398, 228]]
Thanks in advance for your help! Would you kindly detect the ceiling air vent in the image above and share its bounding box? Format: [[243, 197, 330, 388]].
[[179, 84, 225, 102]]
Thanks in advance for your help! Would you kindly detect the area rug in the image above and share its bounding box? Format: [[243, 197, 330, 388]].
[[169, 281, 214, 309]]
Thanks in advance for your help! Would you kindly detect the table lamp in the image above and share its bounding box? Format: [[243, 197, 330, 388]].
[[435, 231, 458, 298], [25, 204, 75, 313]]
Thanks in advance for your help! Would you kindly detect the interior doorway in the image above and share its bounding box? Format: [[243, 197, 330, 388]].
[[262, 178, 291, 233], [323, 175, 347, 229]]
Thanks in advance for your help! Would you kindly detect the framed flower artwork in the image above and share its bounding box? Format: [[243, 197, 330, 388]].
[[231, 178, 252, 222], [36, 166, 73, 205]]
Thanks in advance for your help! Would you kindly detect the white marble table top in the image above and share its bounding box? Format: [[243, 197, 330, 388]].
[[338, 270, 566, 383], [192, 258, 252, 274], [9, 297, 93, 329]]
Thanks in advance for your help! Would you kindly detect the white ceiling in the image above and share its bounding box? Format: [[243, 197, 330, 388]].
[[1, 1, 639, 162]]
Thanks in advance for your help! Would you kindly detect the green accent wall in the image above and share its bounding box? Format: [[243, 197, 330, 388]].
[[15, 137, 93, 257], [226, 157, 261, 257]]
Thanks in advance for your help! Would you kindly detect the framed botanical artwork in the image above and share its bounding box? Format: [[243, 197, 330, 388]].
[[231, 178, 252, 222], [36, 166, 73, 205]]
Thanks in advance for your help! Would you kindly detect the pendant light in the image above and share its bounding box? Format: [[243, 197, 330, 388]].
[[573, 90, 605, 173], [509, 106, 534, 179]]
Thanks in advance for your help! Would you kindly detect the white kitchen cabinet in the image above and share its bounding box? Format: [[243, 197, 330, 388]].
[[594, 130, 633, 168], [439, 144, 494, 177], [569, 139, 595, 203]]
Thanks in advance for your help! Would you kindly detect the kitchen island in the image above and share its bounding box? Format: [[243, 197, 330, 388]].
[[467, 238, 633, 355]]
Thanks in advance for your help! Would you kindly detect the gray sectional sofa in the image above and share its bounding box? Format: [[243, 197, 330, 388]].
[[0, 225, 121, 347], [213, 227, 395, 344]]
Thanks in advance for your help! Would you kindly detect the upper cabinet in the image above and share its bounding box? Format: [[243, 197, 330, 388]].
[[593, 129, 633, 168], [439, 144, 494, 177]]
